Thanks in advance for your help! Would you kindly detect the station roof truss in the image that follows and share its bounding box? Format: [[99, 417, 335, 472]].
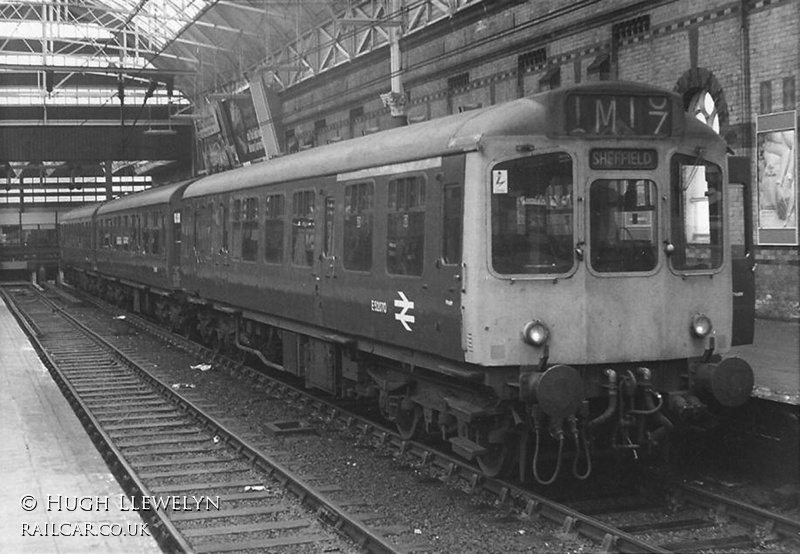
[[1, 0, 487, 105], [0, 0, 489, 174]]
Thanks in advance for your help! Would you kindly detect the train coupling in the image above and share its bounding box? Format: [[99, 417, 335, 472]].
[[688, 356, 754, 407]]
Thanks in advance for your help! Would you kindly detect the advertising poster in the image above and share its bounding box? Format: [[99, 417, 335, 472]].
[[220, 88, 266, 165], [196, 102, 236, 173], [756, 111, 797, 246]]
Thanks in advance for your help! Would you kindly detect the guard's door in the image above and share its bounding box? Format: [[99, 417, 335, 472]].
[[729, 157, 755, 346]]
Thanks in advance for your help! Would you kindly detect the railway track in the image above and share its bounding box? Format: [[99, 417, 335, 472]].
[[4, 282, 799, 553], [1, 284, 403, 554]]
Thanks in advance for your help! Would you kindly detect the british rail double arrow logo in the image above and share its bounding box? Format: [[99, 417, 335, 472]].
[[394, 291, 415, 331]]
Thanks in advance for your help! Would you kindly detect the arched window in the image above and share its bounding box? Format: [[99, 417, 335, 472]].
[[689, 90, 719, 133]]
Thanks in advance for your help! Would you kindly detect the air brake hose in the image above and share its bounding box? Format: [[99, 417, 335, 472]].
[[569, 416, 592, 480], [531, 414, 565, 485]]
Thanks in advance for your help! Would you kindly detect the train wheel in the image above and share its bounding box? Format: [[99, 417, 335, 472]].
[[477, 438, 512, 478], [230, 345, 246, 365], [396, 405, 422, 441], [210, 332, 223, 356], [181, 321, 194, 340]]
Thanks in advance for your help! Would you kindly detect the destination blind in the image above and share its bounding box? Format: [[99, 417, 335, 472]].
[[566, 94, 672, 137]]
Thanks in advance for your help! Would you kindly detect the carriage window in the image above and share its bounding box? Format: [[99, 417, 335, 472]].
[[134, 215, 140, 251], [220, 203, 228, 254], [141, 214, 148, 253], [152, 211, 163, 255], [160, 213, 166, 254], [114, 216, 121, 249], [194, 205, 211, 260], [443, 183, 463, 265], [344, 182, 373, 271], [182, 209, 190, 258], [172, 210, 181, 251], [491, 152, 574, 275], [242, 197, 259, 262], [590, 180, 658, 273], [670, 155, 723, 271], [387, 176, 425, 276], [231, 199, 242, 259], [264, 194, 284, 263], [122, 215, 129, 251], [292, 190, 316, 266]]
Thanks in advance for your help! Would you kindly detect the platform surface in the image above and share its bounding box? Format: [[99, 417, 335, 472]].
[[729, 318, 800, 405], [0, 298, 162, 553]]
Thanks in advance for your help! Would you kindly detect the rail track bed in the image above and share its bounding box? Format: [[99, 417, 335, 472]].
[[4, 282, 799, 554]]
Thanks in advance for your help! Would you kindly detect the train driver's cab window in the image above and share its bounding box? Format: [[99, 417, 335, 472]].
[[670, 155, 723, 271], [343, 182, 373, 271], [590, 179, 658, 273], [292, 190, 316, 266], [491, 152, 574, 275], [387, 176, 425, 276]]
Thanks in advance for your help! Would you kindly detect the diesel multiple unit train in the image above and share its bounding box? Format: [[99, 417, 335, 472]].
[[60, 82, 755, 483]]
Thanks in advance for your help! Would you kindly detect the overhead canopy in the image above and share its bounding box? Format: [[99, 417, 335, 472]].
[[0, 0, 352, 105]]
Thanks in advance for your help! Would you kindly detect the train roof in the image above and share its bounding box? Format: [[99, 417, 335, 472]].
[[59, 201, 104, 222], [96, 179, 194, 216], [183, 96, 550, 199]]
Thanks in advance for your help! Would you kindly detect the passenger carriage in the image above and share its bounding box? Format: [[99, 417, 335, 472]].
[[61, 82, 755, 481]]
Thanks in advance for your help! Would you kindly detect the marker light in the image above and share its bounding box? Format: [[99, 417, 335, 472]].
[[522, 320, 550, 347], [690, 314, 713, 338]]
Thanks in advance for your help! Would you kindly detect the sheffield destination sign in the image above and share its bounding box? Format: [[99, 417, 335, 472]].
[[590, 148, 658, 170]]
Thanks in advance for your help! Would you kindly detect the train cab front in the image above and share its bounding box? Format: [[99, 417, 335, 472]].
[[464, 84, 757, 483]]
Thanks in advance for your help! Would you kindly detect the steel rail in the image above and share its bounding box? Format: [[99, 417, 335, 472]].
[[655, 475, 800, 543]]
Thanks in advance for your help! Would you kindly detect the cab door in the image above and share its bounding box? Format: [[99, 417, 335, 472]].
[[729, 157, 755, 346]]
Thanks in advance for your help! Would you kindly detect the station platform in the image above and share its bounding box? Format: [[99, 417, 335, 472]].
[[729, 318, 800, 405], [0, 298, 162, 553]]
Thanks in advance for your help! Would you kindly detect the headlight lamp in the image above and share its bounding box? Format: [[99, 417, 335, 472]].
[[690, 313, 713, 338], [522, 320, 550, 347]]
